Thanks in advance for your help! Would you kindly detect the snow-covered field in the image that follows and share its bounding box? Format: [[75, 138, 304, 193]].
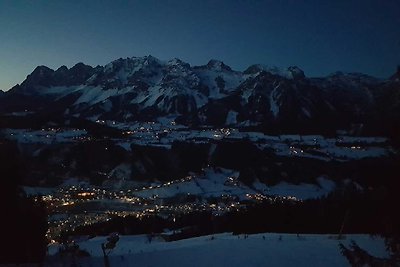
[[47, 233, 389, 267], [130, 168, 335, 200], [2, 124, 391, 162]]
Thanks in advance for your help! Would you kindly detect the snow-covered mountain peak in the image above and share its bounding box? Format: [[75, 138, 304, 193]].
[[30, 65, 54, 79], [243, 64, 304, 79], [3, 56, 398, 133], [287, 66, 305, 79], [143, 55, 163, 66], [205, 59, 233, 72], [324, 71, 381, 87], [19, 65, 55, 91], [104, 56, 162, 72], [166, 58, 190, 68], [55, 65, 69, 73]]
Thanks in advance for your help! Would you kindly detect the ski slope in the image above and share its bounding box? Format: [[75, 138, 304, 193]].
[[47, 233, 389, 267]]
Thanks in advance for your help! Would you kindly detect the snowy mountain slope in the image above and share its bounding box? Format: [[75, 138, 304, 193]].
[[193, 60, 245, 98], [1, 55, 399, 134]]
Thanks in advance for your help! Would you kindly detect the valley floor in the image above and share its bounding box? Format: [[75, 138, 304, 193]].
[[46, 233, 389, 267]]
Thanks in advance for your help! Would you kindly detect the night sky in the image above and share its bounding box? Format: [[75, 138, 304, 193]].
[[0, 0, 399, 91]]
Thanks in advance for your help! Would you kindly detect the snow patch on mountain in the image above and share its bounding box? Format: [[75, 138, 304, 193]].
[[194, 69, 243, 98], [270, 82, 281, 117], [74, 86, 132, 105]]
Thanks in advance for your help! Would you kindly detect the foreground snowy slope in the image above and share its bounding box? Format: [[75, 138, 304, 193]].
[[47, 233, 389, 267]]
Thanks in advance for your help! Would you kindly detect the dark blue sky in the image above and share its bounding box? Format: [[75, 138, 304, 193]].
[[1, 0, 399, 91]]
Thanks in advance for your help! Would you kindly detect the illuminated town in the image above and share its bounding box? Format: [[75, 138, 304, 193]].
[[40, 174, 302, 242]]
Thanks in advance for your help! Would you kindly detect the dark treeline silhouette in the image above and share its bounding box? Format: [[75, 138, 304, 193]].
[[0, 139, 48, 264], [17, 134, 400, 190], [70, 184, 399, 241]]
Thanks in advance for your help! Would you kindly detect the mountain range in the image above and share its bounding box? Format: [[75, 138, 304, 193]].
[[1, 56, 399, 135]]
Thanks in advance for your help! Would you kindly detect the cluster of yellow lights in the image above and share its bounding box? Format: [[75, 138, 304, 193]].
[[77, 192, 95, 197], [61, 201, 75, 206]]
